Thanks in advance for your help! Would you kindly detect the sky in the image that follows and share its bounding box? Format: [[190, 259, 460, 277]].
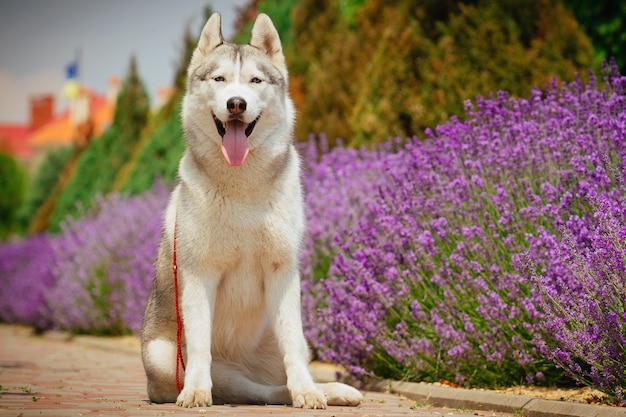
[[0, 0, 249, 124]]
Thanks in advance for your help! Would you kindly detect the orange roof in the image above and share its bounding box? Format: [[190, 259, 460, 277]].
[[28, 109, 74, 147], [29, 88, 115, 147], [0, 124, 34, 159]]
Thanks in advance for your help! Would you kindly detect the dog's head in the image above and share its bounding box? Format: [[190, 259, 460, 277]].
[[183, 13, 293, 167]]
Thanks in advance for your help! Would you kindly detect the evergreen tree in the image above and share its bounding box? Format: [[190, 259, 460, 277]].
[[119, 15, 202, 195], [113, 55, 150, 139], [49, 56, 150, 232]]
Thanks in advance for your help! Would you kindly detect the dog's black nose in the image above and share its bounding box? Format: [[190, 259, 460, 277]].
[[227, 97, 247, 114]]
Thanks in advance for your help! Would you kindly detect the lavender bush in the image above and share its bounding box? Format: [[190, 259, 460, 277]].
[[301, 128, 558, 386], [519, 181, 626, 402], [298, 137, 403, 279], [0, 182, 169, 335], [300, 61, 626, 397], [46, 183, 169, 334], [0, 234, 56, 331]]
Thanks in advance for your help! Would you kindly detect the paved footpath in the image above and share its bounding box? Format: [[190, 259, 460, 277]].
[[0, 324, 514, 417]]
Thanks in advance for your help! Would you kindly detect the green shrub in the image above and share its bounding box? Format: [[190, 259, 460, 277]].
[[232, 0, 298, 44], [287, 0, 594, 145], [17, 145, 73, 232], [0, 152, 26, 238], [564, 0, 626, 70], [116, 21, 196, 195], [121, 94, 185, 194]]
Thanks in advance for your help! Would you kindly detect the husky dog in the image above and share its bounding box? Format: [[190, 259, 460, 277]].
[[140, 13, 363, 409]]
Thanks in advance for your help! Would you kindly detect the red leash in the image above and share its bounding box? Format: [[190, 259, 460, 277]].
[[173, 219, 185, 392]]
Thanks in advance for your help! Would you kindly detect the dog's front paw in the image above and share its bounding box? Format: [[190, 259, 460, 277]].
[[176, 388, 212, 408], [291, 387, 327, 409]]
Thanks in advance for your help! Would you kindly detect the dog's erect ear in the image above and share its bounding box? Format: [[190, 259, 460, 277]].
[[198, 13, 224, 55], [250, 13, 286, 72]]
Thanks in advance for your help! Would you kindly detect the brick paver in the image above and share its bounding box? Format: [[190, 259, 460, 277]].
[[0, 324, 513, 416]]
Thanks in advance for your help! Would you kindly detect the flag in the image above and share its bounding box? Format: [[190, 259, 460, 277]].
[[64, 61, 80, 99], [66, 61, 79, 80]]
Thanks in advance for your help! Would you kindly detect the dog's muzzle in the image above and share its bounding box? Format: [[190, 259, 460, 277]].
[[212, 113, 260, 166]]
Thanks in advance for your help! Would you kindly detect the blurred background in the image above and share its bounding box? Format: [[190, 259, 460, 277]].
[[1, 1, 625, 400], [0, 0, 245, 124], [0, 0, 623, 241]]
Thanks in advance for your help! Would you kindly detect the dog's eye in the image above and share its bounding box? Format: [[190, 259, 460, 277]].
[[250, 77, 263, 84], [213, 76, 225, 82]]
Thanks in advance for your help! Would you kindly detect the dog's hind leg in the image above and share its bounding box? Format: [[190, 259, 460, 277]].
[[211, 361, 291, 405], [143, 337, 179, 403], [143, 340, 291, 406], [316, 382, 363, 406], [211, 362, 363, 406]]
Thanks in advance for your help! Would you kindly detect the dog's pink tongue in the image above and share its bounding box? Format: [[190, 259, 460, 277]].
[[221, 120, 249, 166]]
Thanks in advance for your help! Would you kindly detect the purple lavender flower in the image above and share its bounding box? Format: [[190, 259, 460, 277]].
[[525, 188, 626, 403], [300, 60, 626, 395], [0, 181, 169, 335], [0, 234, 56, 330], [45, 182, 169, 334]]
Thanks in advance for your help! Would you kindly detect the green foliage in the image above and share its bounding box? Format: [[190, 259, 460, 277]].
[[17, 145, 73, 231], [50, 128, 118, 231], [286, 0, 349, 140], [563, 0, 626, 70], [82, 264, 130, 336], [173, 26, 196, 90], [232, 0, 298, 44], [49, 57, 150, 232], [121, 94, 185, 194], [112, 56, 150, 139], [286, 0, 594, 145], [119, 18, 198, 195], [0, 152, 26, 238], [339, 0, 366, 27]]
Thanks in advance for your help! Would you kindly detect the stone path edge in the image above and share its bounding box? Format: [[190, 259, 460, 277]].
[[359, 378, 626, 417]]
